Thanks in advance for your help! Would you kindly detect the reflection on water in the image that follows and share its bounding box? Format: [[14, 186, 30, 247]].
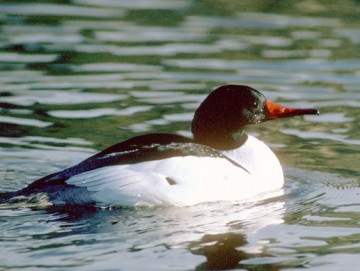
[[0, 0, 360, 270], [0, 196, 285, 270]]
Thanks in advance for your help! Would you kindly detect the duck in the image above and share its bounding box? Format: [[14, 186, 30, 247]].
[[1, 85, 319, 207]]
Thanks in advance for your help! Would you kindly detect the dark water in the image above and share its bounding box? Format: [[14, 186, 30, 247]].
[[0, 0, 360, 270]]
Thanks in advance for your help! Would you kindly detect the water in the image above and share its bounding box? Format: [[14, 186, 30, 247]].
[[0, 0, 359, 270]]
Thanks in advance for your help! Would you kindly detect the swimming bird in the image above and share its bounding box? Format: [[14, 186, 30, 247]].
[[1, 85, 319, 207]]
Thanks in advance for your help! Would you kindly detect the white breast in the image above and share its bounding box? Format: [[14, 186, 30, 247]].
[[221, 135, 284, 192]]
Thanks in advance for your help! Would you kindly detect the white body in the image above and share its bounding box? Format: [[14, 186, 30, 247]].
[[67, 135, 284, 207]]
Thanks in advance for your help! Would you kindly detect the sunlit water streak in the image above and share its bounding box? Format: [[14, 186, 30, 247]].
[[0, 0, 359, 270]]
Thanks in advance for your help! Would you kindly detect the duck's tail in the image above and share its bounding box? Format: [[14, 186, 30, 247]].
[[0, 191, 16, 203]]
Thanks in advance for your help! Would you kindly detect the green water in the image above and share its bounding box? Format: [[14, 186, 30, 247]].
[[0, 0, 359, 270]]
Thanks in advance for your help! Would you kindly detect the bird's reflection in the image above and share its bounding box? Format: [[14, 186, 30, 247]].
[[2, 189, 285, 270], [189, 232, 280, 270]]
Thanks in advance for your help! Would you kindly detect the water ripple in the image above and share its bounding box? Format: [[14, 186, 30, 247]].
[[164, 58, 360, 71], [282, 129, 360, 145], [0, 90, 125, 106], [0, 116, 52, 128], [74, 0, 190, 10], [49, 106, 153, 119], [0, 53, 58, 63], [0, 3, 125, 18]]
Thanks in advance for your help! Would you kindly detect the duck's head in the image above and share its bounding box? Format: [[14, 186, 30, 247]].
[[191, 85, 319, 149]]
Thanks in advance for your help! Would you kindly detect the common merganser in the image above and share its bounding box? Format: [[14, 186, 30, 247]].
[[1, 85, 319, 207]]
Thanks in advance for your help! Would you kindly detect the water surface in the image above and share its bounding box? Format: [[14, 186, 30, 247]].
[[0, 0, 360, 270]]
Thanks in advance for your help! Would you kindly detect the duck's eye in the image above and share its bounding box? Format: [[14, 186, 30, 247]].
[[253, 101, 258, 107]]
